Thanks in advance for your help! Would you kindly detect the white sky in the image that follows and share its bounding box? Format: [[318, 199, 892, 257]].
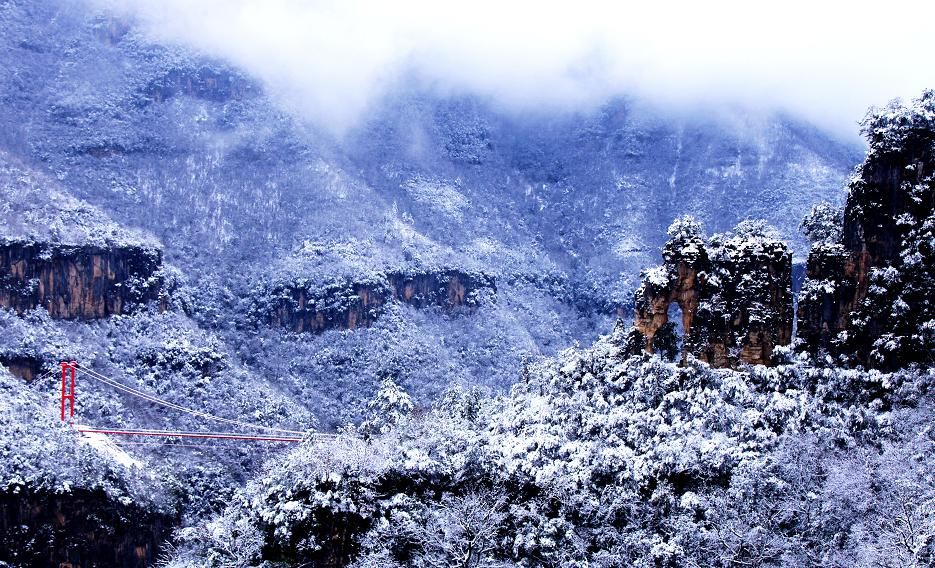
[[99, 0, 935, 139]]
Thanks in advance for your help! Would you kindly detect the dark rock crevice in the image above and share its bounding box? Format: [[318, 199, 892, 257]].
[[0, 354, 45, 381]]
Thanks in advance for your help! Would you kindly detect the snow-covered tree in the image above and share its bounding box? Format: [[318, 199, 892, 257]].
[[801, 201, 843, 244], [361, 377, 414, 435], [663, 214, 708, 267]]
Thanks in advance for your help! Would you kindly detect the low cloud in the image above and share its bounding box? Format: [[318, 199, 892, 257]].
[[98, 0, 935, 139]]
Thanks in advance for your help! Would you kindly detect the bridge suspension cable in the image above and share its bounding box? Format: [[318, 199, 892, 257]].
[[76, 427, 304, 443], [60, 361, 314, 442], [78, 365, 306, 435]]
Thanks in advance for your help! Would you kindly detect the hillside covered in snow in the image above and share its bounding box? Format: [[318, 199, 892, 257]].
[[0, 1, 932, 567]]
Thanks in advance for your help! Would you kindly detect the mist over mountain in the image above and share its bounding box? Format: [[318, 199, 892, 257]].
[[100, 0, 935, 139], [0, 0, 861, 413], [0, 1, 933, 567]]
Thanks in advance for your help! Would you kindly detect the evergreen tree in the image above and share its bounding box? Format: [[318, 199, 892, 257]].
[[361, 377, 414, 435]]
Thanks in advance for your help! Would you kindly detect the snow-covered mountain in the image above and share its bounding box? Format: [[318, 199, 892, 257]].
[[0, 0, 860, 420], [3, 2, 935, 567]]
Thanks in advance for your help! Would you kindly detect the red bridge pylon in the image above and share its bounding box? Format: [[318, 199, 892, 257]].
[[60, 361, 76, 421]]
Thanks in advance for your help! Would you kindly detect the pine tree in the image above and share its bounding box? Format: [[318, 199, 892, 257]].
[[361, 377, 414, 435]]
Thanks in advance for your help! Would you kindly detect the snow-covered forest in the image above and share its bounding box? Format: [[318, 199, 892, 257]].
[[163, 92, 935, 564], [0, 1, 933, 566]]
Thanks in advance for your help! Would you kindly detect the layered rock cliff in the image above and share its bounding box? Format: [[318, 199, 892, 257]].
[[0, 241, 162, 319], [630, 217, 793, 368], [258, 270, 495, 333], [798, 91, 935, 368], [0, 153, 164, 320]]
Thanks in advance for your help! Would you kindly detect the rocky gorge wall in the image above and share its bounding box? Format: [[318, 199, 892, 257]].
[[0, 241, 162, 319], [797, 92, 935, 368], [263, 270, 496, 333], [0, 355, 44, 381]]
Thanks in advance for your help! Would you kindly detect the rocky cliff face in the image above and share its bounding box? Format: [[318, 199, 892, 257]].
[[269, 280, 388, 333], [0, 355, 44, 381], [798, 91, 935, 368], [633, 255, 707, 357], [631, 217, 793, 368], [144, 67, 258, 104], [0, 489, 173, 568], [263, 270, 495, 333], [694, 228, 794, 367], [0, 241, 162, 319]]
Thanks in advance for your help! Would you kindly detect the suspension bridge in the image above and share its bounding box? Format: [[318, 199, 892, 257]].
[[54, 361, 328, 445]]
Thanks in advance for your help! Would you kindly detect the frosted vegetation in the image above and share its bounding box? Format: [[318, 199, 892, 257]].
[[0, 366, 165, 505], [798, 90, 935, 370], [165, 338, 935, 567], [0, 151, 159, 249], [800, 201, 843, 245], [0, 0, 862, 447], [161, 91, 935, 567]]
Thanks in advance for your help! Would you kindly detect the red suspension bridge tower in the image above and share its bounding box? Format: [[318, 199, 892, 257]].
[[60, 360, 76, 422]]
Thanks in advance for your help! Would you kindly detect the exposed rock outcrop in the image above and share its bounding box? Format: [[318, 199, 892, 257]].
[[269, 280, 388, 333], [145, 67, 258, 103], [633, 220, 709, 355], [0, 241, 162, 319], [797, 91, 935, 368], [693, 225, 794, 367], [92, 15, 132, 45], [630, 217, 793, 368], [0, 355, 44, 381], [260, 270, 495, 333], [0, 154, 164, 320], [387, 271, 484, 308]]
